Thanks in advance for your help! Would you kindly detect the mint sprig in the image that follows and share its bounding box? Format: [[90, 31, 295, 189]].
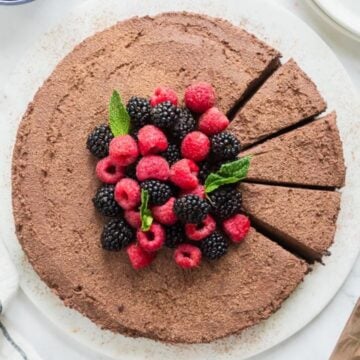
[[204, 156, 251, 193], [109, 90, 130, 136], [140, 189, 153, 232]]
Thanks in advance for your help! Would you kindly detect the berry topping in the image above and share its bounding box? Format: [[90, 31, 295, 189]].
[[101, 218, 134, 251], [86, 124, 114, 159], [151, 101, 180, 130], [165, 223, 185, 248], [124, 159, 139, 179], [92, 184, 121, 217], [210, 132, 241, 162], [161, 143, 181, 165], [185, 214, 216, 241], [114, 178, 141, 210], [136, 155, 170, 182], [95, 156, 125, 184], [199, 107, 229, 135], [137, 125, 168, 156], [198, 161, 219, 183], [201, 231, 228, 260], [150, 86, 178, 107], [180, 184, 206, 199], [184, 82, 216, 113], [152, 197, 178, 225], [137, 223, 165, 252], [127, 243, 156, 270], [174, 195, 210, 224], [223, 214, 250, 243], [172, 108, 196, 142], [169, 159, 199, 190], [124, 210, 141, 229], [140, 180, 173, 205], [126, 96, 151, 129], [109, 135, 139, 166], [181, 131, 210, 162], [174, 244, 202, 269]]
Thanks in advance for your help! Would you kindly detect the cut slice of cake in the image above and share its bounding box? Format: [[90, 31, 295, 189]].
[[241, 112, 346, 188], [240, 183, 341, 261], [229, 59, 326, 147]]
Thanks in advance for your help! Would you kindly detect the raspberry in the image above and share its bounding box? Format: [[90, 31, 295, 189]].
[[137, 125, 168, 155], [185, 214, 216, 241], [174, 195, 210, 224], [151, 101, 180, 130], [152, 197, 177, 225], [181, 131, 210, 162], [180, 184, 205, 199], [92, 184, 121, 217], [136, 155, 170, 182], [101, 218, 134, 251], [86, 124, 114, 159], [172, 108, 196, 142], [199, 107, 229, 135], [127, 243, 156, 270], [137, 223, 165, 252], [114, 178, 141, 210], [201, 231, 228, 260], [150, 86, 178, 107], [174, 244, 202, 269], [160, 143, 181, 165], [126, 96, 151, 129], [208, 185, 242, 220], [96, 156, 125, 184], [169, 159, 199, 190], [165, 223, 185, 248], [223, 214, 250, 243], [140, 180, 173, 205], [124, 210, 141, 229], [210, 132, 241, 161], [109, 135, 139, 166], [184, 82, 216, 113]]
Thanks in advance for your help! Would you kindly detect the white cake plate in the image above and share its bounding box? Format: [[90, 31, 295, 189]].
[[1, 0, 360, 359]]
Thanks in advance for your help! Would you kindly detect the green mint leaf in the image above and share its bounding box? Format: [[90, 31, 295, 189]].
[[109, 90, 130, 136], [140, 189, 153, 232]]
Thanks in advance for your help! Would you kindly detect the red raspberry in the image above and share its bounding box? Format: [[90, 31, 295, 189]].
[[185, 215, 216, 241], [181, 131, 210, 162], [127, 243, 156, 270], [223, 214, 251, 243], [114, 178, 141, 210], [184, 82, 216, 113], [136, 155, 170, 181], [124, 210, 141, 229], [152, 197, 177, 225], [137, 125, 168, 156], [169, 159, 199, 190], [199, 107, 230, 135], [174, 244, 202, 269], [109, 135, 138, 166], [150, 86, 178, 106], [180, 185, 205, 199], [95, 156, 125, 184], [137, 223, 165, 252]]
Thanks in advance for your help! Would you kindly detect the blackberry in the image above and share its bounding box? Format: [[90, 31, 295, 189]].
[[151, 101, 180, 130], [161, 143, 181, 165], [201, 231, 228, 260], [101, 218, 134, 251], [86, 124, 114, 158], [172, 108, 196, 142], [210, 132, 241, 161], [208, 185, 242, 220], [165, 223, 185, 248], [125, 159, 139, 179], [198, 161, 220, 183], [174, 195, 210, 224], [126, 96, 151, 129], [141, 180, 173, 205], [92, 184, 122, 217]]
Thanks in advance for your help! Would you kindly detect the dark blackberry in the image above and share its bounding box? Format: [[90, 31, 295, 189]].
[[101, 218, 134, 251], [198, 161, 220, 183], [151, 101, 180, 130], [126, 96, 151, 129], [201, 231, 228, 260], [210, 132, 241, 161], [92, 184, 122, 217], [125, 159, 139, 179], [208, 185, 242, 220], [86, 124, 114, 158], [172, 107, 196, 142], [141, 180, 173, 205], [161, 143, 181, 165], [174, 195, 210, 224], [165, 223, 185, 248]]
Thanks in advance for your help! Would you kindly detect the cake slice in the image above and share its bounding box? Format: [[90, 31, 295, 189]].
[[229, 59, 326, 147], [240, 183, 341, 261], [241, 112, 346, 188]]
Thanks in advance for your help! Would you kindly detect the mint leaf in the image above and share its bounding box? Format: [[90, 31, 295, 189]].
[[140, 189, 153, 232], [109, 90, 130, 136], [205, 156, 251, 193]]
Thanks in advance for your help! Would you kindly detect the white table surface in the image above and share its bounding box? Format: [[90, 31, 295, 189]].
[[1, 0, 359, 359]]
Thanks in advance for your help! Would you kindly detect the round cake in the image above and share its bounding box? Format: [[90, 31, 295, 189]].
[[12, 12, 345, 343]]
